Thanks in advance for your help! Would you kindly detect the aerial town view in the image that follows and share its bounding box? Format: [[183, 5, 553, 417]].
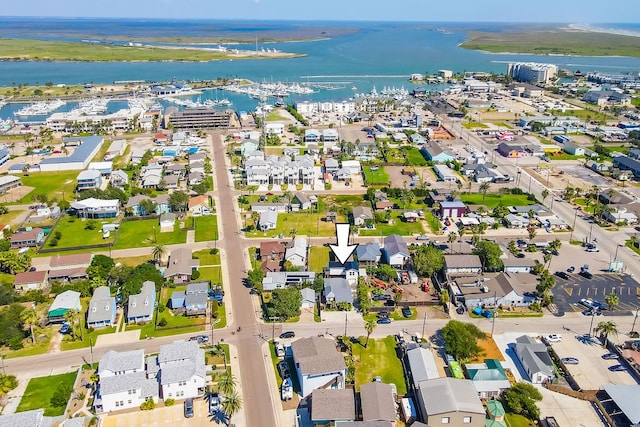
[[0, 1, 640, 426]]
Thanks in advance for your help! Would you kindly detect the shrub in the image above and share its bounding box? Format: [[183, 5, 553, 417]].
[[8, 337, 23, 350], [158, 305, 166, 313], [164, 398, 175, 406], [54, 231, 62, 240], [49, 238, 59, 247], [209, 248, 219, 255], [140, 398, 156, 411], [191, 270, 201, 280], [158, 318, 168, 327]]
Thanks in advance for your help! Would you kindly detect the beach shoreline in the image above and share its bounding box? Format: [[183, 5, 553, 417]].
[[565, 23, 640, 38]]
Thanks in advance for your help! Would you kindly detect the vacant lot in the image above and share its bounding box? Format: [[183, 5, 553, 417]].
[[404, 147, 428, 166], [308, 246, 330, 273], [15, 171, 78, 204], [17, 371, 77, 416], [113, 218, 187, 249], [45, 215, 115, 249], [194, 215, 219, 242], [354, 336, 407, 395], [363, 166, 390, 186], [460, 193, 533, 208]]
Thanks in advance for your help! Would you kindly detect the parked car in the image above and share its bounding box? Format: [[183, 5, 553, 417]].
[[372, 294, 391, 301], [377, 318, 392, 324], [208, 392, 220, 416], [602, 353, 620, 360], [579, 270, 593, 279], [582, 309, 602, 316], [402, 306, 412, 318], [561, 357, 579, 365], [555, 271, 569, 280], [586, 246, 600, 252], [579, 299, 598, 310], [184, 398, 194, 418], [609, 364, 628, 372], [279, 331, 295, 339], [190, 335, 209, 344], [567, 266, 575, 273], [59, 322, 71, 334], [277, 361, 290, 379], [377, 311, 390, 319], [416, 234, 430, 240], [545, 334, 562, 343], [274, 341, 285, 358]]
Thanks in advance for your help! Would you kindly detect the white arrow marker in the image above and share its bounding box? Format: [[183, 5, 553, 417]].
[[329, 223, 359, 265]]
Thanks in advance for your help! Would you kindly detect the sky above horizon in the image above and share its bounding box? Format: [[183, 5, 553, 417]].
[[3, 0, 640, 23]]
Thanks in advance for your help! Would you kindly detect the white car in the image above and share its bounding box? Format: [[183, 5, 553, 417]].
[[545, 334, 562, 343]]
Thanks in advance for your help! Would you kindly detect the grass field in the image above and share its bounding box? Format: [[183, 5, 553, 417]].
[[460, 193, 533, 208], [247, 212, 337, 238], [266, 110, 289, 122], [199, 266, 223, 286], [0, 38, 302, 62], [13, 171, 78, 204], [114, 254, 153, 267], [354, 336, 407, 394], [308, 246, 330, 273], [17, 371, 77, 416], [460, 28, 640, 57], [404, 147, 428, 166], [548, 108, 612, 122], [193, 249, 221, 266], [44, 215, 115, 249], [424, 211, 442, 233], [194, 215, 219, 242], [113, 218, 187, 249], [0, 210, 22, 226], [505, 413, 536, 427], [359, 214, 425, 236], [363, 166, 390, 186], [462, 121, 489, 129]]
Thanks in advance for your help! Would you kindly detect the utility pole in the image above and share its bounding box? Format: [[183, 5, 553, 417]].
[[89, 338, 94, 368], [421, 312, 427, 339], [491, 291, 497, 337], [269, 316, 278, 342], [588, 311, 596, 337], [569, 208, 579, 242], [344, 312, 348, 337]]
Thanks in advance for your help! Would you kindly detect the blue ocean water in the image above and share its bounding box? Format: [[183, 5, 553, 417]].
[[0, 19, 639, 117]]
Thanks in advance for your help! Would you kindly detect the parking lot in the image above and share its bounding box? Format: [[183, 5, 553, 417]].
[[553, 273, 640, 315], [550, 334, 637, 390], [102, 398, 213, 427]]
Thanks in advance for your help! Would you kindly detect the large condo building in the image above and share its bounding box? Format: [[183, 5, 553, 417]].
[[164, 107, 231, 130], [508, 62, 558, 84]]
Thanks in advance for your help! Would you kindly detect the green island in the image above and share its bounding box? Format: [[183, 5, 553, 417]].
[[460, 29, 640, 57], [0, 38, 306, 62]]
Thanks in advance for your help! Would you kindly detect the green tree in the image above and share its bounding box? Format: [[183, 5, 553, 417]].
[[139, 199, 157, 216], [375, 264, 398, 282], [508, 240, 519, 256], [269, 287, 302, 320], [221, 391, 243, 426], [20, 308, 39, 344], [596, 320, 619, 342], [0, 374, 18, 397], [441, 320, 486, 361], [152, 244, 166, 265], [541, 188, 549, 204], [364, 319, 377, 348], [504, 383, 542, 421], [412, 245, 445, 277], [605, 292, 619, 311], [439, 288, 450, 310], [447, 232, 457, 254], [247, 269, 265, 293], [217, 373, 237, 395], [87, 255, 115, 280], [168, 190, 189, 212], [472, 240, 504, 272], [527, 226, 537, 243], [479, 181, 491, 203]]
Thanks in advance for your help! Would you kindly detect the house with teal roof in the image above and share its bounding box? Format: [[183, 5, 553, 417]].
[[465, 359, 511, 399]]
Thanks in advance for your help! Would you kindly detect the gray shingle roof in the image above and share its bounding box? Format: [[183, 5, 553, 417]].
[[323, 278, 353, 304], [100, 371, 159, 398], [127, 281, 156, 319], [291, 337, 346, 376], [87, 286, 115, 325], [515, 335, 554, 378], [0, 409, 45, 427], [355, 243, 380, 262], [417, 377, 484, 416], [98, 349, 144, 375], [360, 382, 396, 422], [158, 340, 206, 385], [311, 388, 355, 422], [383, 234, 409, 257]]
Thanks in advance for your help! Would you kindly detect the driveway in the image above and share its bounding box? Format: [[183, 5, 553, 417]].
[[101, 398, 213, 427], [534, 384, 604, 427]]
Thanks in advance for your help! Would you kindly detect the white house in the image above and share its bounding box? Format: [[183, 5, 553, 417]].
[[285, 237, 308, 268], [444, 255, 483, 275], [156, 340, 206, 400], [96, 349, 159, 413], [291, 337, 347, 397], [514, 335, 554, 384], [265, 123, 285, 135], [383, 234, 409, 268]]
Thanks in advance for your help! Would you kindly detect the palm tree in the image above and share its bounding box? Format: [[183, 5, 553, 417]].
[[479, 181, 490, 204], [289, 228, 298, 240], [221, 391, 243, 426], [364, 319, 377, 349], [596, 320, 619, 343], [605, 291, 619, 312], [20, 308, 39, 344], [447, 232, 457, 254], [439, 288, 450, 312], [217, 373, 237, 395], [152, 244, 166, 266], [541, 189, 549, 204]]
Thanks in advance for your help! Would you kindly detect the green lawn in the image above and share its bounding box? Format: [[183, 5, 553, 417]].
[[0, 210, 22, 226], [505, 413, 536, 427], [193, 249, 221, 266], [266, 110, 289, 122], [460, 193, 533, 208], [114, 254, 153, 267], [194, 215, 219, 242], [13, 171, 78, 204], [17, 371, 77, 416], [404, 148, 428, 166], [363, 166, 390, 186], [199, 266, 222, 286], [4, 329, 53, 359], [386, 148, 405, 163], [354, 336, 406, 394], [462, 121, 489, 129], [246, 212, 337, 238], [113, 218, 187, 249], [308, 246, 330, 273], [44, 215, 115, 249], [424, 211, 442, 233], [359, 214, 425, 237]]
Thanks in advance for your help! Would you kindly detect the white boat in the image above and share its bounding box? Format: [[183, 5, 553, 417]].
[[14, 99, 65, 116]]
